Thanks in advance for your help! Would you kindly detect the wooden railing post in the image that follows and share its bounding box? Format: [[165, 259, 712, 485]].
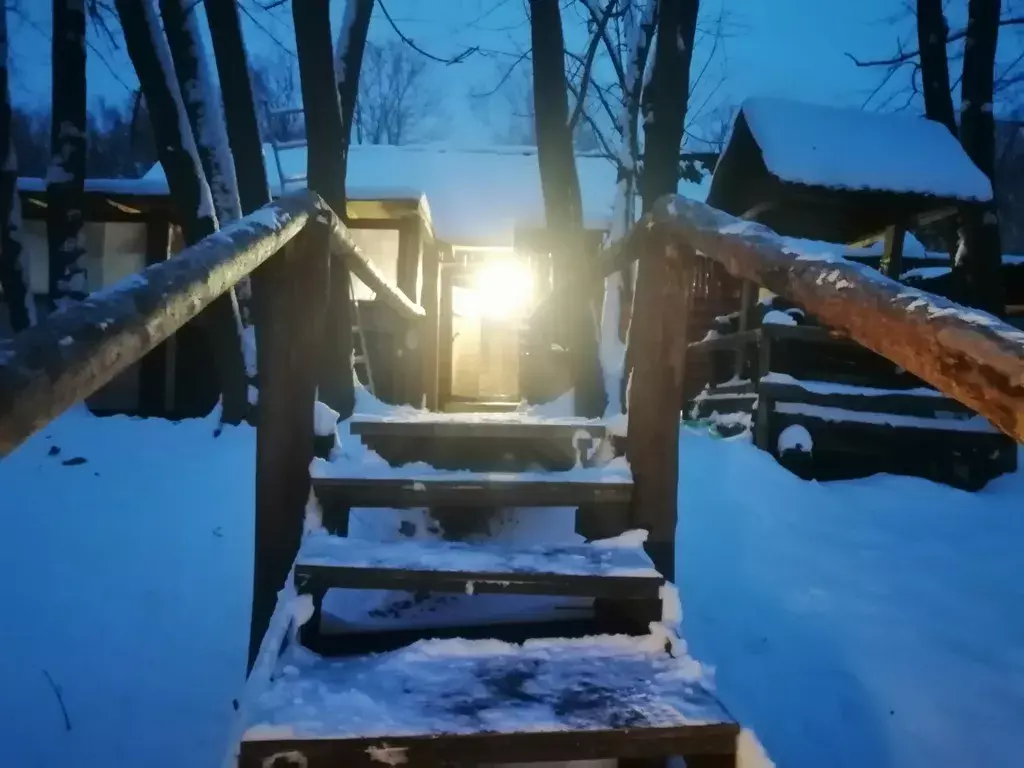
[[625, 228, 696, 581], [248, 220, 330, 671]]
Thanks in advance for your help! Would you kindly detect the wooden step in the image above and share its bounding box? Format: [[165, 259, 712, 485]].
[[239, 634, 738, 768], [295, 534, 662, 599], [348, 412, 610, 471], [311, 471, 632, 510], [759, 372, 973, 417]]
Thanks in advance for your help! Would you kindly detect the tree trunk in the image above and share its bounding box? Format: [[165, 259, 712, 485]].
[[335, 0, 374, 200], [114, 0, 248, 424], [916, 0, 961, 259], [916, 0, 957, 135], [639, 0, 700, 214], [291, 0, 370, 418], [601, 0, 657, 415], [203, 0, 271, 215], [0, 5, 33, 333], [955, 0, 1004, 315], [46, 0, 88, 308], [529, 0, 603, 417]]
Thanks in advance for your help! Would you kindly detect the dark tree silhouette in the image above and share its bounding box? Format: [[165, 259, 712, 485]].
[[114, 0, 248, 423], [639, 0, 700, 213], [47, 0, 88, 307], [0, 3, 32, 333], [529, 0, 603, 417]]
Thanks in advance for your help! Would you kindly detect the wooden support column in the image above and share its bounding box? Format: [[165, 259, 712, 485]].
[[420, 228, 440, 411], [438, 263, 454, 409], [733, 279, 755, 380], [394, 218, 424, 405], [248, 221, 329, 671], [626, 231, 695, 581], [880, 224, 905, 278], [138, 215, 172, 416]]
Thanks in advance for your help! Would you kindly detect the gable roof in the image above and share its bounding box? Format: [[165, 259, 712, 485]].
[[141, 143, 711, 247]]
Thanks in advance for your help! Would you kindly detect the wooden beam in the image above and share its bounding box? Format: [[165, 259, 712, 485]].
[[626, 230, 695, 580], [248, 221, 329, 671], [420, 228, 440, 410], [0, 191, 318, 457], [647, 195, 1024, 442], [879, 224, 905, 277], [138, 215, 172, 416]]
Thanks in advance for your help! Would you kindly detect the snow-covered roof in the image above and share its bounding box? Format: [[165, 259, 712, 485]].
[[140, 143, 711, 247], [739, 97, 994, 202]]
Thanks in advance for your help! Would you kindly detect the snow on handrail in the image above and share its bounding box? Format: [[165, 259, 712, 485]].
[[0, 189, 424, 456], [646, 195, 1024, 442]]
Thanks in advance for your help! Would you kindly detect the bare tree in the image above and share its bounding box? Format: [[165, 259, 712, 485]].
[[529, 0, 603, 417], [47, 0, 88, 308], [355, 40, 435, 145], [957, 0, 1004, 313], [114, 0, 248, 424], [0, 3, 33, 333], [250, 52, 302, 141], [639, 0, 700, 213], [292, 0, 373, 417]]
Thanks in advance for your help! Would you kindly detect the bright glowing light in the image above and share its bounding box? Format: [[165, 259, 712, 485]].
[[470, 257, 534, 319]]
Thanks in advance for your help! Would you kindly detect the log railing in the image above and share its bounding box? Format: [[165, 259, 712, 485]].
[[0, 188, 425, 667], [534, 194, 1024, 580]]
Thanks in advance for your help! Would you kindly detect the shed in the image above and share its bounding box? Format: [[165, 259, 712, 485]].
[[707, 98, 993, 245]]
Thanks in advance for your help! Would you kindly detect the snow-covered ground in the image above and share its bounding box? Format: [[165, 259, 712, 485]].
[[0, 407, 1021, 767]]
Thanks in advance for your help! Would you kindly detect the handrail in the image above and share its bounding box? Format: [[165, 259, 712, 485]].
[[645, 195, 1024, 442], [0, 189, 424, 457]]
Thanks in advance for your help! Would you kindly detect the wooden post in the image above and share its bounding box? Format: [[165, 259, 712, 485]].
[[626, 230, 695, 580], [420, 228, 440, 411], [880, 224, 905, 278], [138, 215, 171, 416], [733, 279, 755, 379], [248, 221, 329, 671], [438, 262, 454, 409]]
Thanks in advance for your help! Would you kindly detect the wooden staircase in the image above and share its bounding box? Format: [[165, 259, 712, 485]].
[[237, 414, 740, 767]]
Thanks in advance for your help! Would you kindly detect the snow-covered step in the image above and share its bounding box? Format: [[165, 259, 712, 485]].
[[759, 372, 974, 417], [348, 412, 610, 471], [239, 634, 738, 768], [310, 464, 633, 511], [295, 533, 663, 600]]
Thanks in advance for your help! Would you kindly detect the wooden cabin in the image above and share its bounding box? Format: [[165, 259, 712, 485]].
[[689, 98, 1020, 489]]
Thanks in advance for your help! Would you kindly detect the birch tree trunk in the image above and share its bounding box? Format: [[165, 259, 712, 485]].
[[529, 0, 603, 418], [0, 4, 33, 333], [161, 0, 257, 385], [47, 0, 88, 308], [639, 0, 699, 214], [955, 0, 1004, 315], [600, 0, 657, 415], [114, 0, 248, 424], [293, 0, 370, 418]]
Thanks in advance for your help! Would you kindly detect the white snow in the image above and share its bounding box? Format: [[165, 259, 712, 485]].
[[760, 372, 946, 399], [2, 398, 1022, 767], [901, 266, 952, 279], [774, 402, 999, 433], [143, 144, 711, 246], [242, 633, 721, 741], [297, 532, 659, 579], [313, 400, 340, 437], [740, 98, 994, 201], [777, 424, 812, 454], [761, 310, 796, 326]]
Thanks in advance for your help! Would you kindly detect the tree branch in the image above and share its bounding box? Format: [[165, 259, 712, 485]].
[[849, 16, 1024, 67], [377, 0, 478, 64], [568, 0, 617, 131]]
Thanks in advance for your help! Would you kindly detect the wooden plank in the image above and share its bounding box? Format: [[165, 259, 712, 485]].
[[248, 222, 329, 671], [239, 726, 739, 768], [626, 231, 694, 579], [880, 224, 905, 278], [688, 328, 762, 353], [349, 418, 607, 440], [0, 191, 317, 457], [137, 215, 171, 417], [312, 476, 633, 508], [758, 379, 975, 417], [646, 196, 1024, 442], [420, 227, 440, 411]]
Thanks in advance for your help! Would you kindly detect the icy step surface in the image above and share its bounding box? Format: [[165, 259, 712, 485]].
[[242, 634, 734, 743], [300, 532, 658, 576]]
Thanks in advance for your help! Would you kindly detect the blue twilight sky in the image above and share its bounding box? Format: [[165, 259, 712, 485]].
[[8, 0, 1024, 147]]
